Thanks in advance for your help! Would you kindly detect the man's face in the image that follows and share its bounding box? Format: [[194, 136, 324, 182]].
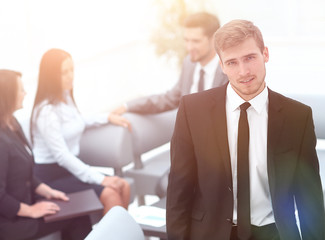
[[219, 37, 269, 101], [184, 27, 215, 65]]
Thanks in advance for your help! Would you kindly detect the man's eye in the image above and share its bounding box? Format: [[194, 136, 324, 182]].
[[226, 61, 236, 66]]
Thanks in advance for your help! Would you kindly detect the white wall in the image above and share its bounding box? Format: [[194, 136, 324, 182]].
[[1, 0, 324, 120]]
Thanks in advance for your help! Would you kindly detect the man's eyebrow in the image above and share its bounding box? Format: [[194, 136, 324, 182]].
[[224, 53, 258, 63], [243, 53, 257, 58], [224, 58, 237, 64]]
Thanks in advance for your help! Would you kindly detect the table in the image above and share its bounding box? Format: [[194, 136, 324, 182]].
[[140, 197, 167, 240]]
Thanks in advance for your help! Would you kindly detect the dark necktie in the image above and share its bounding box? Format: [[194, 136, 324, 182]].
[[237, 102, 251, 240], [197, 69, 205, 92]]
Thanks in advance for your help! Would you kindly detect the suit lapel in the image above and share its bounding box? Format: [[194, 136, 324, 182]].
[[210, 85, 233, 185], [267, 89, 285, 196], [186, 59, 196, 92]]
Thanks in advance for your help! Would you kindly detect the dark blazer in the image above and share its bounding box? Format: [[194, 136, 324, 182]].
[[0, 119, 41, 238], [127, 55, 228, 114], [166, 84, 325, 240]]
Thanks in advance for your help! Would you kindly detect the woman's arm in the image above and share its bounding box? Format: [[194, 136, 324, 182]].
[[34, 105, 105, 185], [35, 183, 69, 201], [0, 139, 21, 220]]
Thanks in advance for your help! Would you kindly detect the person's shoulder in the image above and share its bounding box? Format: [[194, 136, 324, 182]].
[[182, 55, 195, 67], [184, 84, 226, 100], [268, 89, 312, 114], [37, 101, 58, 115], [270, 89, 305, 105], [182, 84, 227, 110], [0, 128, 11, 147], [34, 101, 63, 124]]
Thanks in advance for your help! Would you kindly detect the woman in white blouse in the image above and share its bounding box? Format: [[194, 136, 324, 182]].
[[30, 48, 130, 214]]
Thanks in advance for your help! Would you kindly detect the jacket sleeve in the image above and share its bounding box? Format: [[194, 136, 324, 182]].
[[126, 57, 192, 114], [166, 97, 197, 240], [0, 140, 21, 220], [126, 80, 182, 114], [294, 107, 325, 239]]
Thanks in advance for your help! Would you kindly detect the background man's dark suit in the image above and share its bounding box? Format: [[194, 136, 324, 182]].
[[126, 55, 228, 114], [166, 83, 325, 239]]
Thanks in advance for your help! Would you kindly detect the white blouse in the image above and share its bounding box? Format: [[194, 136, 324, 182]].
[[32, 94, 108, 185]]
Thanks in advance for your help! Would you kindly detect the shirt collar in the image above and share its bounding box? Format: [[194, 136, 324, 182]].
[[198, 54, 219, 76], [227, 83, 268, 113]]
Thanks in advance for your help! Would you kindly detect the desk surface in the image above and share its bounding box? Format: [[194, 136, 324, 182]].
[[44, 189, 103, 223], [140, 197, 167, 240]]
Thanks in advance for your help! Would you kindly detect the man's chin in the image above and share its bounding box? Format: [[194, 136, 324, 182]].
[[189, 56, 199, 63]]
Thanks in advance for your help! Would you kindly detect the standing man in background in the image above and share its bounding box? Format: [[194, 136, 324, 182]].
[[111, 12, 228, 120], [167, 19, 325, 239]]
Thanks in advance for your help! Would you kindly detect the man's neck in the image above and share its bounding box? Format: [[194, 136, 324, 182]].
[[199, 53, 216, 67]]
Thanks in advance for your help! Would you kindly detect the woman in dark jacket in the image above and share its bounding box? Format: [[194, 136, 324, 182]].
[[0, 69, 92, 240]]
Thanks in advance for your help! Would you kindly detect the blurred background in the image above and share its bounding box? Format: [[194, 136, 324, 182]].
[[1, 0, 325, 119]]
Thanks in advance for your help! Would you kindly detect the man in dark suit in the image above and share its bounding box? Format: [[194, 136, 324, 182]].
[[166, 19, 325, 240], [110, 12, 228, 122]]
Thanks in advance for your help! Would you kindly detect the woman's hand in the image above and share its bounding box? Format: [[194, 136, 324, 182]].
[[18, 201, 60, 218], [111, 105, 127, 115], [101, 176, 125, 193], [108, 113, 132, 132], [35, 183, 69, 201], [47, 189, 69, 201]]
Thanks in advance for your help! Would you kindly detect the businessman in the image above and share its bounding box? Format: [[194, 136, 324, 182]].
[[166, 19, 325, 240], [111, 12, 228, 118]]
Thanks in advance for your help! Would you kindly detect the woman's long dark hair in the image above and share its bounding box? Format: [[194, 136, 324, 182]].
[[30, 48, 76, 144], [0, 70, 22, 129]]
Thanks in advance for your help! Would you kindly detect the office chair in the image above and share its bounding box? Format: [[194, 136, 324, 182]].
[[85, 206, 145, 240], [124, 110, 176, 204]]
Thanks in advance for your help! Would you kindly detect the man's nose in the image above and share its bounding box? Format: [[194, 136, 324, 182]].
[[238, 62, 249, 76]]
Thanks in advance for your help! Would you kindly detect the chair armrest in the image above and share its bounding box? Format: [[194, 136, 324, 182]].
[[79, 124, 133, 175]]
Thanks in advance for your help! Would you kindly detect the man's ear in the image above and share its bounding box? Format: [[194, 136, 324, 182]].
[[263, 47, 269, 63]]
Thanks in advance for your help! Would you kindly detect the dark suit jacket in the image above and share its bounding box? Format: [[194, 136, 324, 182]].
[[166, 84, 325, 240], [0, 119, 41, 237], [127, 55, 228, 114]]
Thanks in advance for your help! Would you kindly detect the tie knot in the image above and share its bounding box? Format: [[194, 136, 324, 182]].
[[200, 69, 205, 76], [240, 102, 251, 111]]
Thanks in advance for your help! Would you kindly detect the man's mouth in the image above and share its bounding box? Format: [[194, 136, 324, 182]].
[[240, 76, 254, 84]]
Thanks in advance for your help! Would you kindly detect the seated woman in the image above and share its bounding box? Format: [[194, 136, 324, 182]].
[[0, 69, 92, 240], [30, 49, 130, 214]]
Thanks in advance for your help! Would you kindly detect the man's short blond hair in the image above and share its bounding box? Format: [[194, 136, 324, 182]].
[[214, 19, 265, 57], [183, 12, 220, 38]]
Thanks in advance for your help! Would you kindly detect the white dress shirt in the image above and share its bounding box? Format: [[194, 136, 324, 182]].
[[190, 55, 219, 93], [226, 84, 275, 226], [32, 93, 108, 185]]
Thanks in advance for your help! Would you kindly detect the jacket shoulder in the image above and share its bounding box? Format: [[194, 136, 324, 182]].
[[269, 89, 311, 111], [183, 84, 226, 102]]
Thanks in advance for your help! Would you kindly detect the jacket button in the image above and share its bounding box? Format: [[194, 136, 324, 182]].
[[226, 218, 232, 223], [26, 181, 31, 187], [228, 187, 232, 192]]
